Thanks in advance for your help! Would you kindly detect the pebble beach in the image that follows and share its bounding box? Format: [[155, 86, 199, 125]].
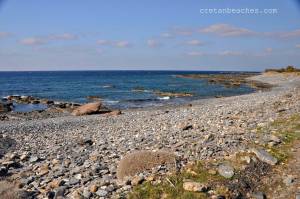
[[1, 72, 300, 199]]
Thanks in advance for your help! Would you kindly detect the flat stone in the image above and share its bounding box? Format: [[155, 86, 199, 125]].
[[95, 189, 108, 197], [183, 181, 209, 192], [71, 190, 84, 199], [218, 164, 234, 178], [69, 178, 80, 185], [29, 156, 39, 163], [20, 154, 29, 161], [83, 189, 92, 198], [251, 148, 278, 165], [54, 186, 67, 199]]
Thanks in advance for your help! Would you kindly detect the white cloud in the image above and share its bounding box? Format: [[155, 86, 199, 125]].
[[176, 30, 193, 36], [161, 32, 173, 38], [19, 37, 47, 46], [147, 39, 161, 48], [186, 51, 206, 56], [96, 40, 110, 45], [199, 24, 256, 37], [114, 40, 131, 48], [96, 40, 132, 48], [19, 33, 78, 46], [49, 33, 78, 40], [265, 48, 273, 53], [171, 27, 193, 36], [279, 29, 300, 38], [0, 32, 13, 39], [96, 49, 104, 54], [185, 39, 205, 46], [219, 50, 243, 56]]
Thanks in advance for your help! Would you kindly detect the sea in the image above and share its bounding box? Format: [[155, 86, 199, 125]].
[[0, 71, 258, 111]]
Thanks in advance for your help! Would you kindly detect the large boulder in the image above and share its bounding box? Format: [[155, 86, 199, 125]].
[[71, 102, 102, 116], [116, 150, 176, 181]]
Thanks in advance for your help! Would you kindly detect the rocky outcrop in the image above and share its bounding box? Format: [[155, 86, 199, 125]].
[[176, 73, 272, 90], [154, 91, 193, 97], [71, 102, 103, 116]]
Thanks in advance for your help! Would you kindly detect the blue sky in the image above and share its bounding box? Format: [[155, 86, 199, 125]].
[[0, 0, 300, 71]]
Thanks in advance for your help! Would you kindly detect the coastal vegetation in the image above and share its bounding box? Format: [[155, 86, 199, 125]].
[[129, 114, 300, 198], [265, 66, 300, 73]]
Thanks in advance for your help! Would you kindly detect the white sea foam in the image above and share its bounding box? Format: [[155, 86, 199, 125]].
[[158, 96, 170, 100], [104, 100, 119, 104]]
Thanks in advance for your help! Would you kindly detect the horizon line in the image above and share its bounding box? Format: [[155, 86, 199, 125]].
[[0, 69, 262, 73], [0, 68, 262, 72]]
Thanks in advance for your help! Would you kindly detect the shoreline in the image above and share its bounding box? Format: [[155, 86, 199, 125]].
[[0, 71, 263, 115], [0, 72, 300, 198]]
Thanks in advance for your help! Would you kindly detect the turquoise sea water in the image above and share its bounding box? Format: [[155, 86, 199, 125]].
[[0, 71, 257, 110]]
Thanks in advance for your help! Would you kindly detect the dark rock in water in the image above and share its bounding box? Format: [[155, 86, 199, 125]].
[[87, 95, 102, 100], [132, 87, 146, 92], [40, 99, 54, 105], [31, 100, 40, 104], [251, 148, 278, 165], [154, 91, 193, 97]]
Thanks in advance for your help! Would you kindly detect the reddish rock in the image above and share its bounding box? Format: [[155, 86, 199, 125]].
[[71, 102, 102, 116]]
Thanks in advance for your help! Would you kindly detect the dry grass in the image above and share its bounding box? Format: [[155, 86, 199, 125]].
[[116, 150, 177, 180]]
